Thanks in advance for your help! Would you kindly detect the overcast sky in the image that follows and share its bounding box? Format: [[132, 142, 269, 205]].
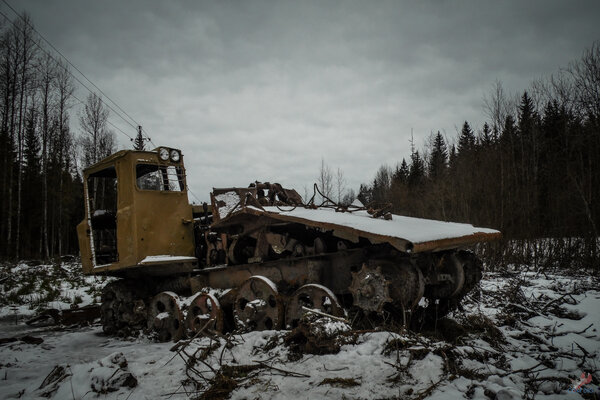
[[9, 0, 600, 202]]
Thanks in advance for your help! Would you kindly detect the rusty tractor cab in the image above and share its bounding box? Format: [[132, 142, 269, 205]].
[[77, 147, 198, 277]]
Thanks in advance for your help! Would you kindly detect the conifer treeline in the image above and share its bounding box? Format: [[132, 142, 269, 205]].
[[0, 15, 117, 260], [358, 43, 600, 256]]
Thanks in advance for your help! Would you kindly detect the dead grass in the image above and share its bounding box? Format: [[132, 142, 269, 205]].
[[462, 314, 506, 346], [197, 373, 237, 400]]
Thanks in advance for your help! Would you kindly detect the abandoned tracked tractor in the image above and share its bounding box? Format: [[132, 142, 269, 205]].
[[77, 147, 501, 341]]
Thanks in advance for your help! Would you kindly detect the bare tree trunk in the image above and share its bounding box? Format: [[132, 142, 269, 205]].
[[0, 45, 13, 251], [6, 57, 18, 257], [55, 62, 73, 256], [41, 84, 50, 260], [14, 15, 35, 260], [317, 158, 333, 203], [335, 167, 346, 203], [39, 53, 55, 260], [42, 125, 49, 259], [15, 93, 27, 260]]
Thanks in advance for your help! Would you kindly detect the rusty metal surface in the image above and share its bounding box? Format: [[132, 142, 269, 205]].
[[211, 205, 501, 254], [383, 261, 425, 310], [212, 205, 411, 249], [234, 276, 284, 331], [201, 257, 325, 291], [349, 264, 393, 312], [148, 291, 185, 342], [425, 253, 465, 299], [285, 284, 343, 329], [186, 292, 224, 334], [349, 260, 426, 312], [411, 231, 502, 253], [100, 280, 148, 334]]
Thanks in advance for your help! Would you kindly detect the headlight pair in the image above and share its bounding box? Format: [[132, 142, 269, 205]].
[[158, 147, 181, 162]]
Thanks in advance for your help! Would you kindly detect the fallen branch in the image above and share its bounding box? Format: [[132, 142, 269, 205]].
[[506, 303, 542, 316], [541, 291, 578, 311], [414, 379, 444, 400], [574, 341, 589, 358], [253, 360, 310, 378], [163, 318, 215, 367], [301, 306, 349, 323], [323, 364, 349, 372], [498, 361, 546, 377], [549, 323, 593, 338]]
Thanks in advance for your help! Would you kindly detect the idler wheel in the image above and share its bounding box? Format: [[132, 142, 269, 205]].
[[234, 276, 283, 331], [186, 292, 224, 335], [455, 250, 483, 295], [349, 261, 424, 312], [349, 264, 393, 312], [285, 284, 344, 329], [426, 253, 465, 299], [148, 291, 185, 342], [389, 262, 425, 310]]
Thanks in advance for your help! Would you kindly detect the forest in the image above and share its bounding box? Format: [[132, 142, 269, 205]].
[[0, 15, 117, 260], [324, 43, 600, 270], [1, 11, 599, 267]]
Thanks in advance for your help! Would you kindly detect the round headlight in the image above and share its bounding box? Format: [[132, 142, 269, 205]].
[[158, 147, 169, 161], [170, 149, 180, 162]]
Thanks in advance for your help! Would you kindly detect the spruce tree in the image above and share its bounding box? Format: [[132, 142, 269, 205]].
[[518, 91, 536, 135], [458, 121, 475, 154], [480, 122, 492, 147], [393, 158, 409, 185], [408, 150, 425, 187], [357, 183, 372, 205], [428, 131, 447, 179], [133, 126, 146, 151]]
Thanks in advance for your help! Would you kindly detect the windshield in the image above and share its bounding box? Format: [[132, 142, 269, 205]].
[[136, 163, 185, 192]]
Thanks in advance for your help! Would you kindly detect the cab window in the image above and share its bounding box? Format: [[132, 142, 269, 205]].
[[136, 164, 185, 192], [87, 166, 118, 265]]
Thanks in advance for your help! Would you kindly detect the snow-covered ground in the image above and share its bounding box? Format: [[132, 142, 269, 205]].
[[0, 260, 109, 318], [1, 261, 599, 399]]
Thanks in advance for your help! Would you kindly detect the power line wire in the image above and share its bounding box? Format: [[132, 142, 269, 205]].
[[69, 92, 134, 140], [0, 7, 137, 133], [1, 0, 143, 132], [0, 3, 153, 143], [187, 188, 203, 204]]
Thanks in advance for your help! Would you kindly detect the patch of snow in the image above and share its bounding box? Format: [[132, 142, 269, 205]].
[[140, 255, 197, 264], [351, 198, 364, 208], [214, 191, 241, 219], [322, 320, 351, 336], [156, 312, 170, 320], [247, 299, 266, 309], [261, 205, 499, 245], [250, 275, 279, 293]]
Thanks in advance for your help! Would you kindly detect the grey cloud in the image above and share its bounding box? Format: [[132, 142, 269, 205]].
[[15, 0, 600, 200]]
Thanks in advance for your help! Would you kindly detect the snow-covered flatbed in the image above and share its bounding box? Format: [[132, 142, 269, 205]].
[[213, 204, 501, 253]]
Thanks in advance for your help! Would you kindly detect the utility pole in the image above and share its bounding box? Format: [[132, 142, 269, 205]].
[[132, 125, 150, 150]]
